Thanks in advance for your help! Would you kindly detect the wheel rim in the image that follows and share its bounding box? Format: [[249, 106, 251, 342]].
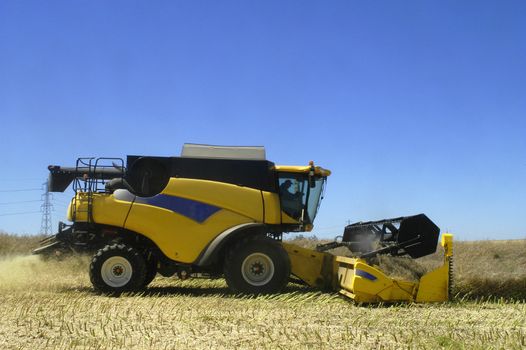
[[241, 253, 275, 286], [101, 256, 133, 288]]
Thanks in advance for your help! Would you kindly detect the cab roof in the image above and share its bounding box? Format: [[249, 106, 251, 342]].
[[274, 165, 331, 177]]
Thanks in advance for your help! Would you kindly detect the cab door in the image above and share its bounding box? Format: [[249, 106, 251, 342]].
[[277, 173, 307, 224]]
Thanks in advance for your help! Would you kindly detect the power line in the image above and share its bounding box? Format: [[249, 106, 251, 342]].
[[52, 199, 70, 204], [0, 211, 41, 217], [0, 200, 42, 205], [0, 188, 41, 193], [0, 178, 44, 182]]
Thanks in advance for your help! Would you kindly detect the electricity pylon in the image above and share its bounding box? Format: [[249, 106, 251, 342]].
[[40, 180, 53, 235]]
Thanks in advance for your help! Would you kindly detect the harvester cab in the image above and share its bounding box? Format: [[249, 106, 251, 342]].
[[34, 144, 453, 303], [275, 162, 328, 230]]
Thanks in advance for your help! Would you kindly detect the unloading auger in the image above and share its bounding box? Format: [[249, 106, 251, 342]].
[[33, 144, 453, 303]]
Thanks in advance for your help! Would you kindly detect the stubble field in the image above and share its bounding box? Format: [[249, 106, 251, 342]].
[[0, 233, 524, 349]]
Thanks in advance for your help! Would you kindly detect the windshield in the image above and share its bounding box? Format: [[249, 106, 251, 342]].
[[306, 177, 326, 223], [278, 173, 326, 224]]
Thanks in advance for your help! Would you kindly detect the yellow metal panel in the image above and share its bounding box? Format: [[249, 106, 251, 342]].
[[416, 233, 453, 302], [416, 264, 448, 302], [69, 193, 132, 227], [377, 279, 417, 301], [125, 204, 253, 263], [73, 178, 266, 264], [347, 260, 396, 302], [162, 178, 263, 222], [274, 165, 331, 176], [281, 211, 299, 224], [337, 262, 357, 296], [336, 257, 416, 303], [261, 191, 281, 224], [337, 259, 380, 303], [274, 165, 311, 173], [282, 243, 337, 289], [69, 193, 89, 222], [66, 198, 74, 221], [442, 233, 453, 257], [91, 193, 133, 227]]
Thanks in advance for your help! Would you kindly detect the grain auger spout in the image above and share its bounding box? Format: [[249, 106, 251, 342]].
[[283, 215, 453, 303]]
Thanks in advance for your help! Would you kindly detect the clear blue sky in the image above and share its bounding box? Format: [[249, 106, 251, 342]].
[[0, 1, 524, 240]]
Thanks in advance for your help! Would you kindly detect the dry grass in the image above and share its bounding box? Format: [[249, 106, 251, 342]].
[[0, 231, 46, 256], [0, 234, 524, 349], [424, 239, 526, 300]]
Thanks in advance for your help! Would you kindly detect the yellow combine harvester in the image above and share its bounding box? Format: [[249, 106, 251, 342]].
[[34, 144, 453, 303]]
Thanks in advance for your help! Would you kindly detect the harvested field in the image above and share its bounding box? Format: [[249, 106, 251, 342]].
[[0, 234, 524, 349]]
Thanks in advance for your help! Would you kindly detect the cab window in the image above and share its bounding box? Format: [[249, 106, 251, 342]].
[[278, 174, 306, 220]]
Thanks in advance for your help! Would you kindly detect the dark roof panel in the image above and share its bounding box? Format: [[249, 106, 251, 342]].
[[126, 156, 278, 193]]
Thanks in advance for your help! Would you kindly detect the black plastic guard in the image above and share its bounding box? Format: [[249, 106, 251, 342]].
[[398, 214, 440, 258]]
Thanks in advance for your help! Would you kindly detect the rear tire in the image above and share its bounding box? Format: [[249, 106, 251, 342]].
[[224, 237, 290, 294], [90, 243, 147, 294]]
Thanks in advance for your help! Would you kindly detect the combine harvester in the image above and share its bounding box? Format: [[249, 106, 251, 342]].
[[34, 144, 453, 303]]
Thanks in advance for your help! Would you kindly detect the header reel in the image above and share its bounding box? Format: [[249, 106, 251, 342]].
[[316, 214, 440, 259]]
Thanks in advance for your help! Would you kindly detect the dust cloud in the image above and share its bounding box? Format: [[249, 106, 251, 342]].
[[0, 255, 89, 291]]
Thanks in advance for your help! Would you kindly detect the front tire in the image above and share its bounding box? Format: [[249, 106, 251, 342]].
[[224, 237, 291, 294], [142, 253, 158, 287], [89, 243, 147, 294]]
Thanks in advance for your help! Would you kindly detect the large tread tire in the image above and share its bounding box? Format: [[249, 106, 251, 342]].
[[142, 253, 158, 288], [89, 243, 147, 294], [224, 236, 291, 294]]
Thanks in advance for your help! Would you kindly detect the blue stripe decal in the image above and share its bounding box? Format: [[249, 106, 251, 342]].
[[355, 269, 377, 281], [136, 194, 221, 223]]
